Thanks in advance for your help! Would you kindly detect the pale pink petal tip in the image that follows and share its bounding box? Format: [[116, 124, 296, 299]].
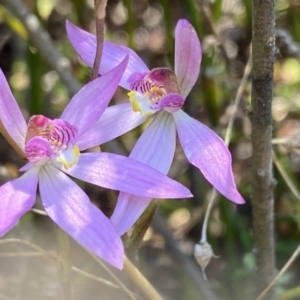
[[178, 19, 193, 28], [174, 110, 245, 205], [175, 19, 202, 99], [39, 166, 124, 269]]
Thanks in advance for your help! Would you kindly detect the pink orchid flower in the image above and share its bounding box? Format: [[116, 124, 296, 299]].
[[0, 56, 192, 269], [66, 19, 245, 236]]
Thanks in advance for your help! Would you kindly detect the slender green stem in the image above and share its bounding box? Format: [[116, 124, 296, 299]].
[[123, 256, 163, 300], [200, 189, 217, 243], [55, 226, 73, 300], [123, 0, 135, 49]]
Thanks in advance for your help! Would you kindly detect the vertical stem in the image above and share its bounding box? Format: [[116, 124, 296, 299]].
[[90, 0, 107, 81], [251, 0, 276, 299], [123, 0, 135, 49], [56, 226, 72, 300]]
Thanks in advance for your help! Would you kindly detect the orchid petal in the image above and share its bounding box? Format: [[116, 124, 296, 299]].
[[0, 167, 39, 237], [19, 162, 34, 172], [66, 20, 149, 90], [129, 112, 176, 171], [61, 56, 128, 137], [64, 152, 191, 199], [111, 112, 177, 235], [39, 166, 124, 269], [175, 19, 202, 99], [0, 69, 27, 153], [173, 110, 245, 204], [77, 103, 146, 151]]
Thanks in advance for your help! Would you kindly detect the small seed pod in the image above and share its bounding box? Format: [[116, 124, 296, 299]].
[[194, 241, 218, 280]]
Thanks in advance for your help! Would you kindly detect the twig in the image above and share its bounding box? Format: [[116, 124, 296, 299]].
[[251, 0, 276, 299], [256, 244, 300, 300], [0, 0, 81, 96], [272, 150, 300, 202]]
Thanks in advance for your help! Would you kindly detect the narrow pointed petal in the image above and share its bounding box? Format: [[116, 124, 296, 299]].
[[0, 69, 27, 153], [174, 19, 202, 99], [0, 167, 39, 237], [39, 166, 124, 269], [111, 112, 177, 235], [66, 20, 149, 90], [174, 110, 245, 204], [61, 56, 128, 137], [77, 103, 146, 151], [64, 151, 191, 199]]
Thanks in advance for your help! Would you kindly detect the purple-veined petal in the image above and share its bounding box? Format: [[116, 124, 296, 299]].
[[111, 112, 177, 235], [174, 19, 202, 99], [173, 110, 245, 204], [25, 136, 53, 165], [0, 167, 39, 237], [66, 20, 149, 90], [39, 166, 124, 269], [159, 93, 184, 113], [0, 69, 27, 153], [64, 151, 191, 199], [61, 56, 128, 137], [77, 103, 146, 151], [128, 112, 176, 170]]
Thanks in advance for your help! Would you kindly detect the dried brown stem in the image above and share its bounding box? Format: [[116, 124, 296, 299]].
[[251, 0, 276, 299], [90, 0, 107, 81]]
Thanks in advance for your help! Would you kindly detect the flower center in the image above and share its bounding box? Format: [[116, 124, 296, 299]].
[[127, 68, 184, 116], [24, 115, 80, 169]]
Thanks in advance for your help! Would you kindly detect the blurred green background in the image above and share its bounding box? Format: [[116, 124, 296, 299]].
[[0, 0, 300, 299]]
